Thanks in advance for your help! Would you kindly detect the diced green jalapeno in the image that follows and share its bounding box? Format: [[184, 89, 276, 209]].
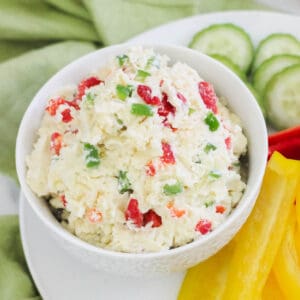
[[116, 84, 134, 101], [135, 69, 151, 82], [204, 200, 214, 208], [117, 54, 129, 66], [204, 112, 220, 131], [83, 143, 100, 168], [117, 170, 133, 194], [146, 56, 160, 69], [209, 170, 222, 179], [163, 181, 183, 195], [188, 108, 196, 115], [131, 103, 153, 116], [114, 113, 124, 125], [85, 92, 95, 105], [204, 143, 217, 153]]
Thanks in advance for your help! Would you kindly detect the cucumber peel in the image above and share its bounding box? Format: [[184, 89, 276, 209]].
[[189, 23, 254, 73], [265, 64, 300, 129], [253, 54, 300, 95], [252, 33, 300, 72], [210, 54, 246, 81]]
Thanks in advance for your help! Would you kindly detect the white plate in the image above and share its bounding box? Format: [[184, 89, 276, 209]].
[[19, 10, 300, 300], [0, 174, 19, 216], [19, 194, 184, 300]]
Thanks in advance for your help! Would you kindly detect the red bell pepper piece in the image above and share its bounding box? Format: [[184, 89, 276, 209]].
[[268, 125, 300, 160], [198, 81, 218, 114], [160, 142, 176, 164], [77, 76, 102, 100], [125, 199, 143, 227], [143, 209, 162, 228]]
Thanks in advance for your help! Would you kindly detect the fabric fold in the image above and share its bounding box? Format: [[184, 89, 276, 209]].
[[45, 0, 91, 20], [0, 0, 98, 41], [83, 0, 198, 45], [0, 215, 41, 300], [0, 41, 96, 180]]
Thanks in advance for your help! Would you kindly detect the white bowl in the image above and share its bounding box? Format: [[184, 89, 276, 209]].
[[16, 43, 268, 276]]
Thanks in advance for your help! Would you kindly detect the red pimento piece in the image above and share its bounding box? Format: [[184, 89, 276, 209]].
[[216, 205, 226, 214], [87, 208, 102, 223], [46, 98, 65, 116], [68, 101, 80, 111], [137, 85, 161, 105], [46, 97, 80, 116], [60, 195, 67, 207], [143, 209, 162, 228], [159, 80, 164, 87], [137, 85, 152, 103], [198, 81, 218, 114], [145, 160, 156, 176], [162, 119, 178, 132], [61, 108, 73, 123], [50, 132, 62, 155], [195, 219, 212, 235], [177, 92, 187, 104], [77, 76, 102, 100], [151, 96, 161, 106], [158, 92, 176, 117], [167, 201, 186, 218], [225, 137, 231, 150], [125, 199, 143, 227], [160, 142, 176, 164]]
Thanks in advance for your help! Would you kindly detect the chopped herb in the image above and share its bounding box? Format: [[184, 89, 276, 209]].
[[117, 54, 129, 66], [131, 103, 153, 116], [209, 170, 222, 179], [146, 56, 160, 69], [163, 181, 183, 195], [204, 200, 214, 208], [135, 69, 151, 82], [116, 84, 134, 101], [204, 112, 220, 131], [83, 143, 100, 168], [114, 113, 124, 125], [85, 92, 95, 105], [204, 143, 217, 153], [233, 162, 240, 167], [117, 170, 133, 194], [194, 154, 201, 164], [188, 108, 196, 115]]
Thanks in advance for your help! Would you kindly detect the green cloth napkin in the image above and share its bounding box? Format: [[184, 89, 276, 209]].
[[0, 0, 268, 299], [0, 215, 41, 300]]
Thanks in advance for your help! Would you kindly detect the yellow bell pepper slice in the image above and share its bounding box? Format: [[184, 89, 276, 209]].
[[178, 152, 300, 300], [295, 227, 300, 260], [262, 271, 285, 300], [295, 183, 300, 263], [222, 152, 299, 300], [273, 211, 300, 299], [178, 242, 235, 300]]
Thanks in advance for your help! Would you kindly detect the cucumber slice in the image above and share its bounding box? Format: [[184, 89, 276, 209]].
[[210, 54, 265, 116], [210, 54, 246, 81], [252, 33, 300, 71], [265, 64, 300, 129], [189, 23, 254, 73], [253, 54, 300, 95]]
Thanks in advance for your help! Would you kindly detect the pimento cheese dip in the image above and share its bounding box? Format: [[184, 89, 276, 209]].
[[26, 47, 247, 253]]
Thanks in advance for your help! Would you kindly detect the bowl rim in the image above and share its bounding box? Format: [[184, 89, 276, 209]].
[[16, 42, 268, 259]]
